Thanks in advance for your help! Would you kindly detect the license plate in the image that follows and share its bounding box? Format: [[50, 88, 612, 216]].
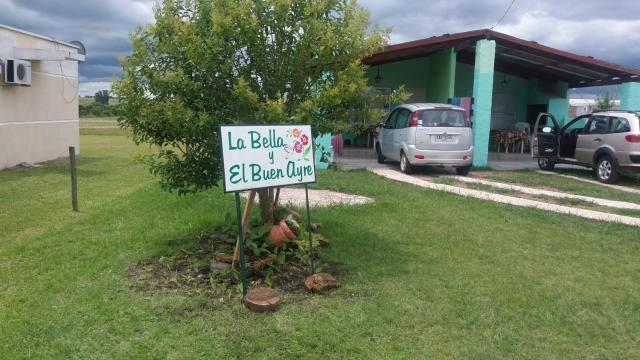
[[434, 134, 453, 142]]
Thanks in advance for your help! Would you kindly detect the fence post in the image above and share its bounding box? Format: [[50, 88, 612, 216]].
[[69, 146, 78, 212]]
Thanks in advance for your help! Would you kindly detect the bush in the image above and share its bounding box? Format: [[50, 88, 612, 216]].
[[79, 103, 121, 118]]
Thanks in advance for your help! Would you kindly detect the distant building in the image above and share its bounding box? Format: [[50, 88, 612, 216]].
[[0, 24, 85, 170], [569, 96, 620, 117]]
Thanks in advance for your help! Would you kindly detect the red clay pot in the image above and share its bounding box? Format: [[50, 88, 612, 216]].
[[268, 225, 287, 247], [280, 219, 297, 240]]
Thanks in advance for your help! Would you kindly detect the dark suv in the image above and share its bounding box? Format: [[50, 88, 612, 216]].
[[532, 111, 640, 183]]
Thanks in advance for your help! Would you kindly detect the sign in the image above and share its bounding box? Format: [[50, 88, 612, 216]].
[[220, 125, 316, 192]]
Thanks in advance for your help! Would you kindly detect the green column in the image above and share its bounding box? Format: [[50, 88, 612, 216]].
[[471, 39, 496, 167], [425, 48, 456, 103], [548, 81, 569, 126], [620, 82, 640, 110]]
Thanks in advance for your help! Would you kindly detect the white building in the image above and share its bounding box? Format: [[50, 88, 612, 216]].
[[0, 24, 85, 170], [569, 97, 620, 117]]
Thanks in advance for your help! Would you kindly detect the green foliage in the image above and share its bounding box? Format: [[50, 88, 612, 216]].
[[113, 0, 390, 195], [94, 89, 110, 105], [79, 102, 122, 117], [594, 91, 618, 111]]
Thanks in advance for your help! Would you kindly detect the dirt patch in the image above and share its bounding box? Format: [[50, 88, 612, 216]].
[[469, 171, 493, 179], [126, 224, 345, 300]]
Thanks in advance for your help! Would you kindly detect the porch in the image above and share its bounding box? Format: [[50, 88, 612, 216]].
[[359, 29, 640, 167]]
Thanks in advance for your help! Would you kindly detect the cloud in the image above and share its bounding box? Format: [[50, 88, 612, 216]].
[[360, 0, 640, 69], [1, 0, 639, 95], [79, 81, 113, 97], [0, 0, 154, 84]]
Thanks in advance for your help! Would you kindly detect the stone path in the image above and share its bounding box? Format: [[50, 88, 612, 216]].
[[448, 175, 640, 209], [538, 171, 640, 195], [369, 168, 640, 228], [242, 188, 373, 208]]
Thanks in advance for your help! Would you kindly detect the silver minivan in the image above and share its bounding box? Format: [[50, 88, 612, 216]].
[[532, 111, 640, 183], [376, 103, 474, 175]]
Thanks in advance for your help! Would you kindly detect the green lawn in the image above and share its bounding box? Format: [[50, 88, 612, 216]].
[[80, 116, 119, 129], [554, 168, 640, 188], [2, 133, 640, 358]]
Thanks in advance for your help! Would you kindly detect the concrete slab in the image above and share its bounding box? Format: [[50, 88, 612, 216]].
[[242, 188, 373, 208]]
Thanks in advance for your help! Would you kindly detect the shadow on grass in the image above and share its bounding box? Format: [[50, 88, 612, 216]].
[[5, 155, 118, 179]]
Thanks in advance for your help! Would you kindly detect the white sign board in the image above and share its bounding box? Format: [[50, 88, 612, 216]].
[[220, 125, 316, 192]]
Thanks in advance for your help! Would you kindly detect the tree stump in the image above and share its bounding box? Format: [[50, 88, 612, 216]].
[[244, 286, 281, 312], [305, 272, 338, 292]]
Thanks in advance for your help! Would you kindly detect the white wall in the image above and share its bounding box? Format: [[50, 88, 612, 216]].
[[0, 26, 81, 170]]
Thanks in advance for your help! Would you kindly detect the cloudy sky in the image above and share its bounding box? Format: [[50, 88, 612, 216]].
[[1, 0, 639, 96]]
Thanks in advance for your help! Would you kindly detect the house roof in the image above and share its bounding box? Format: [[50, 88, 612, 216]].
[[364, 29, 640, 88], [0, 23, 80, 50]]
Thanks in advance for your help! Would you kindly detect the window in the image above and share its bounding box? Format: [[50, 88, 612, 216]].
[[419, 109, 467, 127], [609, 116, 631, 133], [396, 109, 411, 129], [584, 116, 608, 135], [385, 109, 400, 129], [564, 116, 589, 131]]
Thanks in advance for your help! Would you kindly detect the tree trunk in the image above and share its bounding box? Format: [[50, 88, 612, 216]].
[[258, 188, 275, 224]]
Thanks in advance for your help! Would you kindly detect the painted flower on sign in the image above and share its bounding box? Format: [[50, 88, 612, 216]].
[[286, 127, 312, 162]]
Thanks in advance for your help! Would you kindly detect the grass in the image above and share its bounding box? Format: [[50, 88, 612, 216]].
[[2, 132, 640, 358], [554, 168, 640, 188], [484, 170, 640, 204], [80, 116, 119, 128], [434, 175, 640, 218]]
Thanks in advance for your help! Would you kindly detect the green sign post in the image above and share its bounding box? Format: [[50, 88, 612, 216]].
[[220, 125, 317, 298]]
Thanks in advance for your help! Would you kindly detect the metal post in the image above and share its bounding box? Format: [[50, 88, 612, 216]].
[[69, 146, 78, 212], [304, 184, 315, 274], [234, 192, 249, 298]]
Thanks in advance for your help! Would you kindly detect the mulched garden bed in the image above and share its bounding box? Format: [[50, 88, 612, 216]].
[[126, 223, 343, 299]]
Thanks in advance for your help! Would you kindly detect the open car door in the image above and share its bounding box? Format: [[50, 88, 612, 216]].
[[532, 112, 560, 158]]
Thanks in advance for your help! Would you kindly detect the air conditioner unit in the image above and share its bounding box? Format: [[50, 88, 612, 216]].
[[2, 59, 32, 86]]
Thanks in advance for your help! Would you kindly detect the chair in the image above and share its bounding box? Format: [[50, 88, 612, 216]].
[[514, 122, 531, 153], [495, 129, 516, 153]]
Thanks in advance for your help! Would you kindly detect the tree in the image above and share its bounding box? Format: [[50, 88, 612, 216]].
[[94, 90, 110, 105], [593, 91, 617, 111], [113, 0, 391, 224]]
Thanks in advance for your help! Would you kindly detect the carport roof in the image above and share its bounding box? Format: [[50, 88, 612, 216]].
[[363, 29, 640, 88]]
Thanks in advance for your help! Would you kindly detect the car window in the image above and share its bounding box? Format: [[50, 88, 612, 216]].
[[584, 116, 609, 135], [564, 116, 589, 131], [609, 116, 631, 133], [396, 109, 411, 129], [385, 110, 400, 129], [419, 109, 467, 127]]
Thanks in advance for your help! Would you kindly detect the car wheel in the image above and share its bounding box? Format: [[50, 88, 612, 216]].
[[400, 152, 412, 174], [595, 155, 621, 183], [456, 166, 471, 176], [537, 158, 555, 171], [376, 144, 385, 164]]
